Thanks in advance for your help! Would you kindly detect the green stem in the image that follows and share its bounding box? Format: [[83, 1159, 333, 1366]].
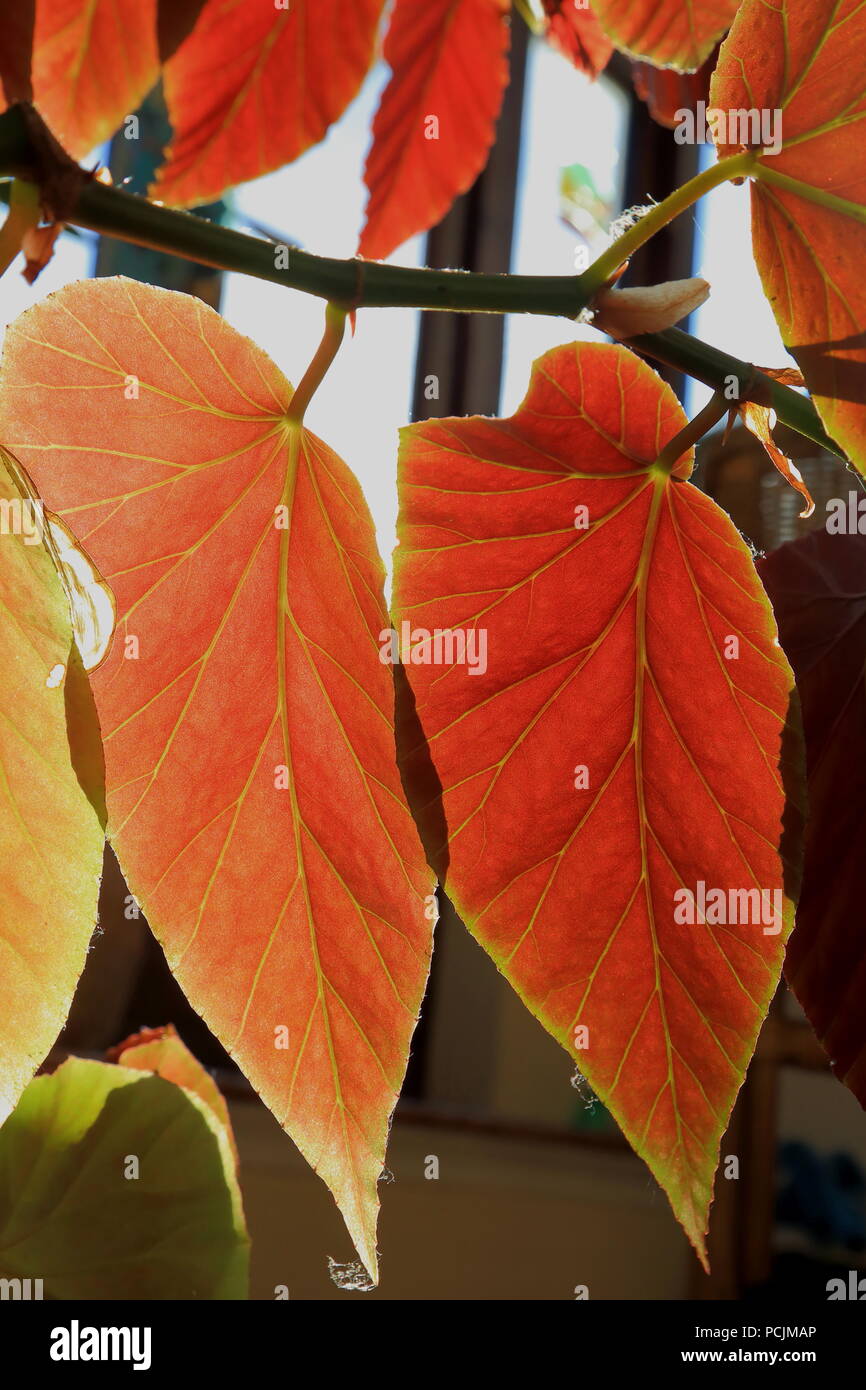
[[513, 0, 542, 33], [86, 182, 588, 314], [654, 392, 730, 475], [287, 304, 347, 423], [0, 104, 843, 463], [578, 151, 757, 296], [633, 328, 844, 460], [0, 105, 753, 319]]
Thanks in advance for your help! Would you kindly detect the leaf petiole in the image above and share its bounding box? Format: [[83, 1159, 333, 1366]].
[[576, 151, 758, 299], [0, 179, 39, 277], [286, 303, 348, 424], [653, 392, 731, 475]]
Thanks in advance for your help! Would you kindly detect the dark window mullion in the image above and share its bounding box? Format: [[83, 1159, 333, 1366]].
[[410, 15, 530, 424]]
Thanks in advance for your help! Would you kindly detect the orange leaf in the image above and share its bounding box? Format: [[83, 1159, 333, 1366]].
[[631, 53, 715, 128], [710, 0, 866, 474], [0, 278, 432, 1281], [155, 0, 385, 208], [393, 341, 803, 1263], [359, 0, 510, 261], [593, 0, 738, 70], [29, 0, 159, 158]]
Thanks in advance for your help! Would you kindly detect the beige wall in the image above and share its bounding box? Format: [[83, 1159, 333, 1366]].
[[230, 1098, 692, 1301]]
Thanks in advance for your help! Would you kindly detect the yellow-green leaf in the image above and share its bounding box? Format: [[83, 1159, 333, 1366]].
[[0, 1055, 248, 1298], [0, 445, 105, 1127]]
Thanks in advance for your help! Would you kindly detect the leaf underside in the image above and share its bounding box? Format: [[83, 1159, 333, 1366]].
[[0, 1055, 248, 1298], [0, 445, 104, 1127], [27, 0, 159, 158], [155, 0, 385, 207], [592, 0, 738, 70], [393, 341, 803, 1263], [0, 278, 433, 1282], [541, 2, 614, 78], [711, 0, 866, 475], [359, 0, 511, 261]]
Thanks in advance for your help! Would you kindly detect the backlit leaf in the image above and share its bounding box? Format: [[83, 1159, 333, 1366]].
[[0, 1056, 248, 1298], [0, 278, 433, 1281], [359, 0, 510, 261], [592, 0, 737, 69], [29, 0, 159, 159], [758, 527, 866, 1106], [393, 341, 803, 1262], [710, 0, 866, 474], [108, 1023, 238, 1166], [631, 53, 715, 128], [155, 0, 385, 208], [540, 2, 613, 80], [0, 445, 104, 1127], [3, 448, 118, 670]]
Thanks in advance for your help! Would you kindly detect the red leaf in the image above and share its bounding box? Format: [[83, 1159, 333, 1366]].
[[29, 0, 159, 158], [0, 278, 433, 1280], [541, 1, 613, 78], [359, 0, 510, 261], [758, 528, 866, 1105], [631, 54, 714, 129], [593, 0, 737, 70], [155, 0, 385, 207], [393, 341, 803, 1262], [710, 0, 866, 476]]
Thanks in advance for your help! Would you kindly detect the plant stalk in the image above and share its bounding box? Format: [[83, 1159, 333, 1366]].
[[0, 104, 844, 464], [287, 304, 347, 422], [577, 151, 757, 297], [654, 393, 731, 475], [632, 329, 844, 461]]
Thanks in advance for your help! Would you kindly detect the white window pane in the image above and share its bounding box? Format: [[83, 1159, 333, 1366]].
[[502, 38, 629, 414], [687, 144, 795, 414]]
